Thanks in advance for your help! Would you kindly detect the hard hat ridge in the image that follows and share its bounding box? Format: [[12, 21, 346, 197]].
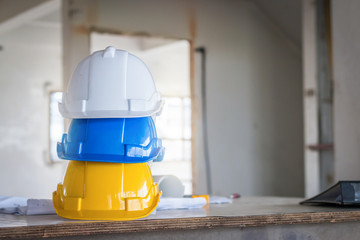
[[102, 46, 116, 58]]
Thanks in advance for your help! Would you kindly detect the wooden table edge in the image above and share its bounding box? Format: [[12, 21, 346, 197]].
[[1, 211, 360, 239]]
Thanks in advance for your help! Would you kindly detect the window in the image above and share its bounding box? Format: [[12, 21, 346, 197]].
[[91, 32, 193, 194], [49, 91, 64, 162], [151, 97, 192, 193]]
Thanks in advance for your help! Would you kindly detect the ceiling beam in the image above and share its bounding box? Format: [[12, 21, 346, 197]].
[[0, 0, 60, 35]]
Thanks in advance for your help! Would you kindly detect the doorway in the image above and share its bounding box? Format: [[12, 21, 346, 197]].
[[90, 32, 193, 194]]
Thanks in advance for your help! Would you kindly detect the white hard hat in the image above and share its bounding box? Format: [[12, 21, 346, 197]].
[[59, 46, 163, 118]]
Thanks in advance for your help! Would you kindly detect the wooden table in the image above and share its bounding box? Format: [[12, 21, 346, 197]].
[[1, 197, 360, 239]]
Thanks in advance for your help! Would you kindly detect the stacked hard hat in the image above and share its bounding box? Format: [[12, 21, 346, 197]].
[[52, 46, 164, 220]]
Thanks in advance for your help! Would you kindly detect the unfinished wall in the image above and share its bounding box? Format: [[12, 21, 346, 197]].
[[0, 16, 65, 198], [332, 1, 360, 181], [63, 0, 304, 197]]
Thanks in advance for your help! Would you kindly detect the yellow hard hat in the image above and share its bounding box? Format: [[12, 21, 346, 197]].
[[53, 161, 161, 220]]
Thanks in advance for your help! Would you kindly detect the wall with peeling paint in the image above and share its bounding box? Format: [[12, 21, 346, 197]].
[[0, 22, 65, 198], [63, 0, 304, 197]]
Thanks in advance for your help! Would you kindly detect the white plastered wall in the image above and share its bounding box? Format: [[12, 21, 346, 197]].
[[0, 0, 304, 198], [63, 0, 304, 197], [0, 0, 303, 198], [0, 18, 65, 198], [332, 0, 360, 182]]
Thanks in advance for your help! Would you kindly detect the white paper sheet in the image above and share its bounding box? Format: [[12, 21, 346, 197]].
[[0, 195, 230, 215], [157, 197, 207, 211], [0, 196, 55, 215]]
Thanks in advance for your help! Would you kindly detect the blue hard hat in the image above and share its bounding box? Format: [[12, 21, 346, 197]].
[[57, 117, 165, 163]]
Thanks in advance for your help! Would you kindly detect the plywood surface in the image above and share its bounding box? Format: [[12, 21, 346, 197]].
[[1, 197, 360, 239]]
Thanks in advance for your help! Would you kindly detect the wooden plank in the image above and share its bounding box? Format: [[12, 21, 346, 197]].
[[316, 0, 334, 191], [303, 0, 321, 198], [2, 211, 360, 239], [62, 0, 90, 89], [1, 197, 360, 239]]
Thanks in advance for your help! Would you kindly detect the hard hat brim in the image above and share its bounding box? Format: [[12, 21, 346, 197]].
[[53, 186, 161, 221], [52, 161, 162, 221]]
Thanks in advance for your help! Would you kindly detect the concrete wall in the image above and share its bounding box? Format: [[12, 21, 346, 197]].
[[332, 1, 360, 181], [62, 0, 303, 197], [0, 20, 65, 198]]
